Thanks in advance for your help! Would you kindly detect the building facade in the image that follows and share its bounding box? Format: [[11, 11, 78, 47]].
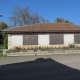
[[2, 22, 80, 49], [7, 33, 80, 49]]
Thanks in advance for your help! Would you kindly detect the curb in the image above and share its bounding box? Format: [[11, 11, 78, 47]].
[[6, 52, 80, 57]]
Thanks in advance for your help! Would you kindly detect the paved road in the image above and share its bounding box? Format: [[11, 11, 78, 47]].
[[0, 54, 80, 80]]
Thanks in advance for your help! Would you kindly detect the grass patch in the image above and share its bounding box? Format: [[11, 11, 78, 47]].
[[0, 51, 3, 57]]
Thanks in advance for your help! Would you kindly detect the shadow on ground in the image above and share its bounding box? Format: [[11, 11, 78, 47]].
[[0, 58, 80, 80]]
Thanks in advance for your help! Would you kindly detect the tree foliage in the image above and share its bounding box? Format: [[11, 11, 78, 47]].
[[0, 21, 8, 30], [55, 18, 64, 22], [55, 18, 73, 24], [0, 22, 8, 44], [4, 36, 8, 49], [9, 6, 48, 27]]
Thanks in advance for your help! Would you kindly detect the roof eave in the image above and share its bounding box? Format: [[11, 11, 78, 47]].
[[2, 30, 80, 34]]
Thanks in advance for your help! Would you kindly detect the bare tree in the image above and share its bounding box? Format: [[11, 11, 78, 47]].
[[9, 6, 47, 27]]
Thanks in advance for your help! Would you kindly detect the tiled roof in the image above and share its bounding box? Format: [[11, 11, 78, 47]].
[[2, 22, 80, 34]]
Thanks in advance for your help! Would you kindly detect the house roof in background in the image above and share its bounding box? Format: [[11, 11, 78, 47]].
[[2, 22, 80, 34]]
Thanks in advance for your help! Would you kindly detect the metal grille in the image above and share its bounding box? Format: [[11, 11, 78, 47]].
[[23, 35, 38, 45], [50, 34, 63, 45], [74, 34, 80, 44]]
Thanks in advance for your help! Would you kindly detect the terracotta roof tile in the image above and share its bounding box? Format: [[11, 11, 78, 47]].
[[2, 22, 80, 33]]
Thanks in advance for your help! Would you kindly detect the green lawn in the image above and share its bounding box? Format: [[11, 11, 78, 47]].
[[0, 51, 3, 57]]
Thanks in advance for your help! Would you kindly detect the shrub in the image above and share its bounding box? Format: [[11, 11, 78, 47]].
[[33, 47, 37, 52], [69, 44, 75, 48], [11, 46, 25, 50], [4, 36, 8, 49], [75, 46, 80, 49], [0, 51, 3, 57], [63, 46, 69, 49]]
